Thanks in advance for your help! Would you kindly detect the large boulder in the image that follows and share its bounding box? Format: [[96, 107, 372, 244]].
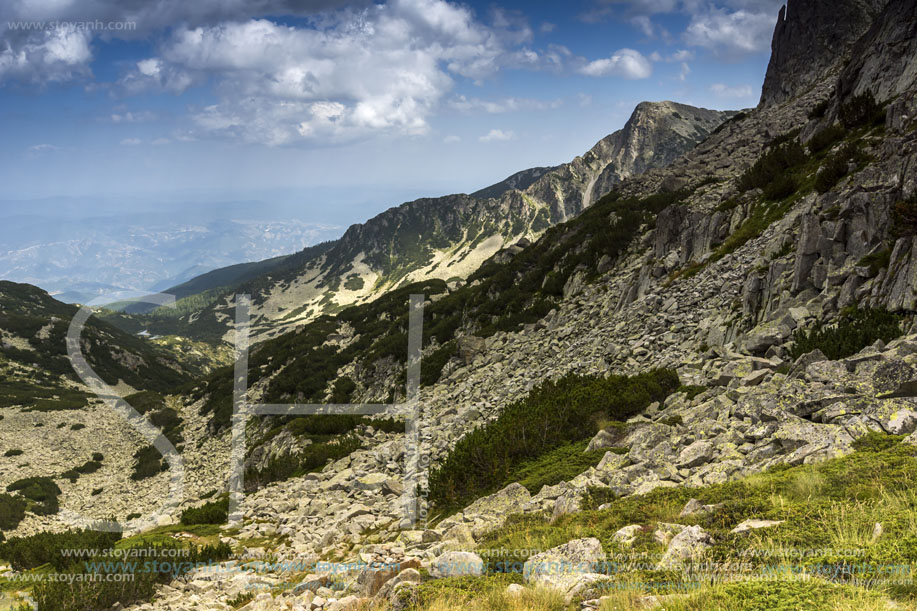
[[677, 440, 716, 469], [523, 537, 607, 601], [656, 526, 714, 569], [429, 551, 484, 579]]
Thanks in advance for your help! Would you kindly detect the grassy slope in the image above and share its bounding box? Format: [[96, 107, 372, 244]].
[[411, 433, 917, 609]]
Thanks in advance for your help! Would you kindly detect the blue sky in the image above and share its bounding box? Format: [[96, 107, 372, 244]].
[[0, 0, 783, 226]]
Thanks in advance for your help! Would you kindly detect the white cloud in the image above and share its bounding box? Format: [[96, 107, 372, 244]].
[[710, 82, 754, 98], [631, 15, 655, 37], [578, 48, 652, 79], [678, 62, 691, 81], [479, 129, 515, 142], [539, 22, 556, 33], [110, 1, 538, 145], [120, 138, 142, 146], [109, 110, 157, 123], [0, 24, 92, 84], [449, 95, 562, 114], [580, 1, 783, 57], [443, 135, 461, 143], [25, 143, 59, 158], [684, 9, 776, 57], [151, 137, 171, 145]]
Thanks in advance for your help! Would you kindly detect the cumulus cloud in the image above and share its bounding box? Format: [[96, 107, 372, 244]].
[[684, 9, 777, 56], [120, 137, 142, 145], [0, 0, 369, 85], [578, 48, 652, 79], [580, 1, 783, 57], [107, 0, 541, 144], [479, 129, 515, 142], [710, 82, 754, 98], [0, 25, 92, 84]]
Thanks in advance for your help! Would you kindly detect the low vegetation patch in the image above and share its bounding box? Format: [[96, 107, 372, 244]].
[[789, 307, 902, 360], [130, 445, 168, 481], [245, 435, 362, 491], [428, 369, 679, 513], [6, 476, 61, 515], [180, 495, 229, 525], [0, 493, 27, 530], [891, 192, 917, 239], [737, 141, 807, 200], [471, 433, 917, 608], [507, 439, 608, 494], [839, 91, 885, 129]]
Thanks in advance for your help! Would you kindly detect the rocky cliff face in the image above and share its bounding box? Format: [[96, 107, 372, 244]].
[[760, 0, 886, 107], [172, 102, 730, 342]]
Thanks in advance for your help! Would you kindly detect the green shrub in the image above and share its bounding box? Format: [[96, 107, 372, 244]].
[[245, 435, 362, 491], [428, 369, 679, 512], [507, 440, 608, 494], [808, 99, 830, 119], [180, 495, 229, 525], [660, 415, 684, 427], [737, 141, 807, 198], [3, 449, 23, 457], [891, 192, 917, 239], [762, 174, 798, 200], [70, 423, 86, 431], [6, 476, 61, 515], [0, 529, 121, 571], [0, 493, 26, 530], [814, 142, 858, 193], [839, 91, 883, 128], [857, 248, 891, 276], [125, 391, 183, 446], [28, 540, 233, 611], [789, 307, 902, 360], [807, 124, 845, 153], [130, 445, 167, 481]]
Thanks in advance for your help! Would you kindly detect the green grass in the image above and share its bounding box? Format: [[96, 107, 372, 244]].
[[470, 433, 917, 606]]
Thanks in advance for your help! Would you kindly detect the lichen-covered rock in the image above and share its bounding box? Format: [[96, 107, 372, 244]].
[[656, 526, 715, 569]]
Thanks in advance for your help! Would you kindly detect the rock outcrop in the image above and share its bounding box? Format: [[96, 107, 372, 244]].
[[760, 0, 887, 107]]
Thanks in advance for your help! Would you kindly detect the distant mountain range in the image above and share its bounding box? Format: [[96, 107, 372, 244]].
[[0, 202, 339, 304], [121, 101, 733, 343]]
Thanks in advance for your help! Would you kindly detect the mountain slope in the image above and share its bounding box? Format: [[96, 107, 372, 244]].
[[129, 101, 732, 343], [469, 165, 559, 199], [0, 281, 196, 410]]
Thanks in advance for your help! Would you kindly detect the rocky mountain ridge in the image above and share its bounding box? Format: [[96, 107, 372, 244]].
[[123, 102, 731, 344]]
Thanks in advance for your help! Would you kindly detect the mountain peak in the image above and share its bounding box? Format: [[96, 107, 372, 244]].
[[760, 0, 887, 107]]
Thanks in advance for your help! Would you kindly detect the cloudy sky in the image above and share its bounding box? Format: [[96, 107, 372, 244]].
[[0, 0, 783, 224]]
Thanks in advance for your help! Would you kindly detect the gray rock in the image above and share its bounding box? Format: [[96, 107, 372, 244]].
[[677, 440, 716, 469], [656, 525, 714, 569], [429, 551, 484, 579]]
